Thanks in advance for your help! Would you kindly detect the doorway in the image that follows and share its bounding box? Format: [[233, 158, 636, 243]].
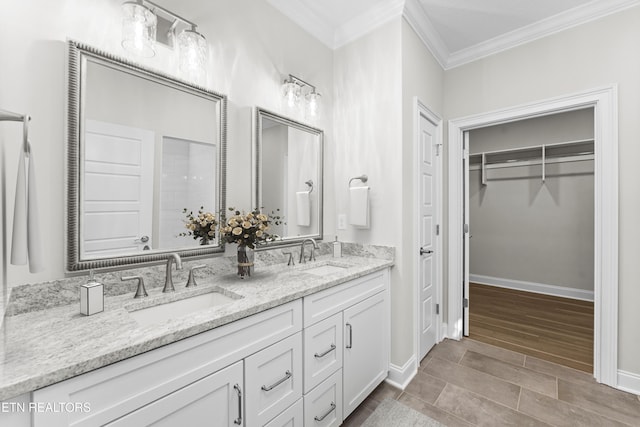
[[447, 86, 619, 386], [465, 109, 595, 372]]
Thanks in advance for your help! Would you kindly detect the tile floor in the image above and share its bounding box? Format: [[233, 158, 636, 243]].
[[343, 338, 640, 427]]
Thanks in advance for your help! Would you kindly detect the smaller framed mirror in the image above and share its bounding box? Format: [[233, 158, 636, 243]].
[[254, 108, 323, 245]]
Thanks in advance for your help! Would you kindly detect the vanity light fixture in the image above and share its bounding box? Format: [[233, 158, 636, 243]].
[[281, 74, 322, 118], [121, 0, 208, 78], [121, 0, 157, 58]]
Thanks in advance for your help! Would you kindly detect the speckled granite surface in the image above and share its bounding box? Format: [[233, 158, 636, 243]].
[[0, 243, 393, 401]]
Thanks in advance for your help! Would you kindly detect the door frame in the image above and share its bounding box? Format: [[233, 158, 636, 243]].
[[413, 97, 444, 364], [447, 85, 618, 386]]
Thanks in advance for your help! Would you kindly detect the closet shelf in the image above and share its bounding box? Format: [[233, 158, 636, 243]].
[[469, 139, 594, 185]]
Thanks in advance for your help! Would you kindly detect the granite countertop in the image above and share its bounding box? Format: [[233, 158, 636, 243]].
[[0, 247, 393, 401]]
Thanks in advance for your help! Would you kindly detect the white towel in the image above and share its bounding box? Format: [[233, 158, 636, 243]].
[[349, 186, 370, 229], [11, 144, 44, 273], [296, 191, 311, 227]]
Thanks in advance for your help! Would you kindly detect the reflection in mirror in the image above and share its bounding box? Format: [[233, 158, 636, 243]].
[[255, 108, 323, 245], [67, 40, 227, 271]]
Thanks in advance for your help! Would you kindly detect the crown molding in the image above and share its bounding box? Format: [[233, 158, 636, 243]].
[[333, 0, 405, 48], [402, 0, 449, 69], [445, 0, 640, 69]]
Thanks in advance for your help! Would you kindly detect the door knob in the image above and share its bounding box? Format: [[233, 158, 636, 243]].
[[420, 247, 433, 255], [135, 235, 149, 243]]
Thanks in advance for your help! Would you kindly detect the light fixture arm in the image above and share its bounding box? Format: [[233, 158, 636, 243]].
[[143, 0, 198, 30], [286, 74, 318, 94]]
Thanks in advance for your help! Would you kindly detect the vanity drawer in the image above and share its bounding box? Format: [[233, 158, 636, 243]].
[[304, 369, 342, 427], [303, 269, 388, 326], [303, 312, 342, 393], [263, 398, 303, 427], [245, 332, 303, 427]]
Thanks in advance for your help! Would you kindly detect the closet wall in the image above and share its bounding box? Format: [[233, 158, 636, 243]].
[[469, 108, 594, 297]]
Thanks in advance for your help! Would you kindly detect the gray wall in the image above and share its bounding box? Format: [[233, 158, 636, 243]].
[[469, 109, 594, 291]]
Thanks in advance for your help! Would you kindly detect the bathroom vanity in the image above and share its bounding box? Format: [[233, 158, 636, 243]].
[[0, 252, 391, 427]]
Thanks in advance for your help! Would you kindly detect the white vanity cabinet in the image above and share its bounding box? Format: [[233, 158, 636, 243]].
[[302, 268, 390, 422], [32, 300, 302, 427], [24, 266, 390, 427]]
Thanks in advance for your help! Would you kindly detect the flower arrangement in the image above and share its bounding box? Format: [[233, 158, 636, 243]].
[[220, 207, 283, 249], [179, 207, 218, 245]]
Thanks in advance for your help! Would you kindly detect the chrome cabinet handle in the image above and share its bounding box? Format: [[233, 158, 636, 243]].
[[314, 402, 336, 422], [314, 344, 336, 359], [261, 370, 292, 392], [233, 384, 242, 425], [346, 323, 353, 349]]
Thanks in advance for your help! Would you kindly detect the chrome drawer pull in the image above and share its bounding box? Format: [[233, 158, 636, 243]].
[[314, 402, 336, 422], [346, 323, 353, 349], [314, 344, 336, 358], [233, 384, 242, 425], [261, 370, 292, 392]]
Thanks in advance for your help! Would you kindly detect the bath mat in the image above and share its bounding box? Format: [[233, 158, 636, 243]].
[[362, 398, 445, 427]]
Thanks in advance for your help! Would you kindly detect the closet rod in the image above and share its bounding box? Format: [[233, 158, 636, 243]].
[[469, 138, 593, 158]]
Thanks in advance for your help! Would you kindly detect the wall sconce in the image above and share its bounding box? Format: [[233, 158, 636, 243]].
[[281, 74, 322, 119], [121, 0, 208, 78]]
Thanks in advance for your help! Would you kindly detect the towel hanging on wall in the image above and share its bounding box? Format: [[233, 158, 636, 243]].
[[11, 143, 44, 273], [349, 186, 370, 229], [296, 191, 311, 227]]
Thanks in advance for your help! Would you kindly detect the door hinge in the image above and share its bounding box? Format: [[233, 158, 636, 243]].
[[463, 223, 469, 234], [435, 304, 440, 315], [464, 298, 469, 308], [435, 143, 442, 156], [436, 224, 440, 236]]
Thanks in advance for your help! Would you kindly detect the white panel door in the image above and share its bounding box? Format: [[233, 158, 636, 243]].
[[105, 361, 244, 426], [419, 113, 438, 360], [463, 131, 471, 336], [83, 120, 154, 258]]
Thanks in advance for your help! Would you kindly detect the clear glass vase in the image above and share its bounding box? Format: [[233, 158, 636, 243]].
[[237, 245, 254, 279]]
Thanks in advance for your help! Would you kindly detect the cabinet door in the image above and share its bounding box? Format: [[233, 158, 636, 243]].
[[245, 332, 303, 426], [106, 361, 244, 427], [303, 312, 343, 393], [343, 291, 389, 418]]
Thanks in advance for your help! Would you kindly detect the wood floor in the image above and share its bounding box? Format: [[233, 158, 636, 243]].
[[468, 283, 594, 372], [342, 338, 640, 426]]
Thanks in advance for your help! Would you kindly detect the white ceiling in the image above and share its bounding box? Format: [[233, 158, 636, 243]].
[[266, 0, 640, 68]]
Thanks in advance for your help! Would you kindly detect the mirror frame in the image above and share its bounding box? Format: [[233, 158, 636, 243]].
[[254, 107, 323, 246], [66, 40, 227, 271]]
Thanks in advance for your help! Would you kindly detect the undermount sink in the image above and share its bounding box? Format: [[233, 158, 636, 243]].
[[128, 289, 241, 327], [300, 262, 351, 276]]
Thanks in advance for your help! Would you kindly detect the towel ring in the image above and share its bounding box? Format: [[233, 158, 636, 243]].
[[349, 175, 368, 188], [305, 180, 313, 194]]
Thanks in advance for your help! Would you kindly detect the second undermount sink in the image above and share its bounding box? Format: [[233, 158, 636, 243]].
[[128, 289, 242, 327], [300, 261, 352, 276]]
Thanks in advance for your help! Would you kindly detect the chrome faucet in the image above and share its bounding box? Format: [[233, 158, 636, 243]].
[[163, 253, 183, 293], [299, 238, 319, 264]]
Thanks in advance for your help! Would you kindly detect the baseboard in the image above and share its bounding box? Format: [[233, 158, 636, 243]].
[[470, 274, 594, 302], [617, 370, 640, 395], [386, 355, 417, 390]]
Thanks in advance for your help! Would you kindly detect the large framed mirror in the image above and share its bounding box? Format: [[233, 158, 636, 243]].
[[67, 40, 227, 271], [254, 108, 323, 245]]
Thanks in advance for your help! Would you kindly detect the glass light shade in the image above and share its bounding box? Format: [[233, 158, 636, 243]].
[[178, 28, 208, 78], [121, 1, 157, 58], [281, 81, 300, 109], [306, 91, 322, 118]]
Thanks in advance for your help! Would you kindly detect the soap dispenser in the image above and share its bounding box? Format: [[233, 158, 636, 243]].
[[80, 270, 104, 316], [332, 236, 342, 258]]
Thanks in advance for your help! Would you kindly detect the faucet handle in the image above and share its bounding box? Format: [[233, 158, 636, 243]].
[[283, 252, 295, 266], [122, 275, 148, 298], [186, 264, 206, 287]]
